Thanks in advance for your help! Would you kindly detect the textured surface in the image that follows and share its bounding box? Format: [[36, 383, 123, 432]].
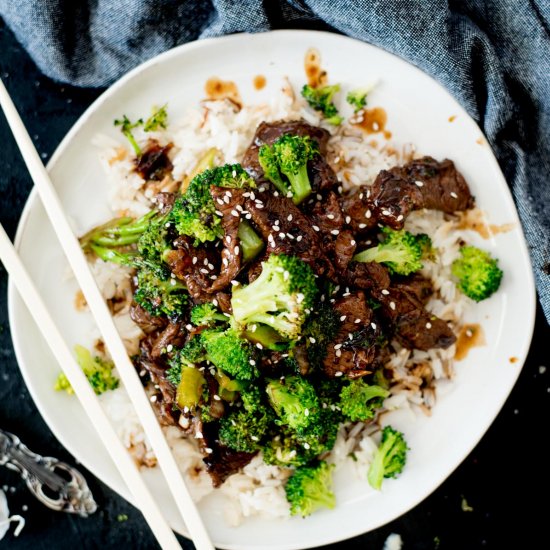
[[0, 18, 549, 550]]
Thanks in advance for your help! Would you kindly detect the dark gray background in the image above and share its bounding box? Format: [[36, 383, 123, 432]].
[[0, 20, 548, 550]]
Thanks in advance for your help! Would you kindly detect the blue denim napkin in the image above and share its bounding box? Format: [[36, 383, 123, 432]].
[[1, 0, 549, 322]]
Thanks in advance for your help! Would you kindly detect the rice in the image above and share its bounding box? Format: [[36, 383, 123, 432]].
[[84, 82, 472, 524]]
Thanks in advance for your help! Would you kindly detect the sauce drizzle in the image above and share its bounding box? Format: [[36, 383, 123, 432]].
[[304, 48, 327, 88], [253, 75, 266, 90], [457, 209, 515, 239], [205, 78, 242, 108], [352, 107, 392, 139], [455, 323, 485, 361]]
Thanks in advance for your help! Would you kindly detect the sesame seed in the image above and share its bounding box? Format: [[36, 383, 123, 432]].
[[309, 337, 316, 344], [334, 343, 342, 349], [450, 191, 458, 198], [223, 195, 230, 204], [304, 408, 310, 417], [365, 209, 372, 218], [390, 301, 396, 310], [303, 442, 311, 449], [216, 198, 224, 205], [273, 191, 279, 197], [256, 343, 263, 349], [351, 240, 356, 246], [166, 344, 173, 352], [192, 257, 198, 264], [331, 229, 340, 235], [287, 214, 293, 221], [415, 180, 424, 187], [279, 232, 286, 239], [335, 371, 343, 377], [249, 359, 256, 365], [222, 258, 229, 266], [340, 315, 347, 322], [250, 435, 259, 442], [208, 263, 215, 270], [327, 214, 335, 220], [170, 279, 177, 286], [381, 289, 390, 295], [359, 223, 367, 229], [150, 395, 157, 403], [186, 324, 193, 331], [205, 447, 213, 454], [345, 216, 351, 224], [397, 214, 404, 221], [355, 318, 361, 324], [213, 394, 221, 401], [164, 222, 171, 228], [371, 322, 377, 330], [312, 225, 320, 232], [296, 235, 303, 242], [231, 210, 239, 217], [348, 333, 354, 340], [200, 268, 208, 274], [426, 322, 432, 329], [382, 209, 391, 216], [316, 194, 323, 200]]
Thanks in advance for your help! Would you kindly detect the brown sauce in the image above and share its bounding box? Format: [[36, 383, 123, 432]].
[[352, 107, 392, 139], [205, 78, 242, 108], [509, 356, 518, 364], [455, 323, 485, 361], [448, 115, 457, 122], [304, 48, 327, 88], [253, 75, 266, 90], [74, 290, 87, 311], [457, 209, 515, 239], [476, 137, 485, 145]]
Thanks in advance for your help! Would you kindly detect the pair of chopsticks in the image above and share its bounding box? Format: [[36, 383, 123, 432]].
[[0, 79, 214, 550]]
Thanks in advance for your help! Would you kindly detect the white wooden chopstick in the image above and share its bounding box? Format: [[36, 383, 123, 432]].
[[0, 79, 214, 550], [0, 223, 181, 549]]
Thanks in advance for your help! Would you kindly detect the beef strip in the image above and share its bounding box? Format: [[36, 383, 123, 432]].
[[130, 303, 168, 333], [322, 292, 380, 378], [338, 188, 379, 234], [332, 230, 357, 272], [241, 119, 338, 193], [371, 286, 456, 350], [134, 140, 173, 181], [214, 291, 232, 314], [150, 322, 186, 359], [392, 273, 433, 305], [244, 192, 336, 280], [154, 191, 176, 214], [394, 156, 474, 213], [345, 261, 391, 291], [307, 191, 344, 236], [203, 444, 257, 487]]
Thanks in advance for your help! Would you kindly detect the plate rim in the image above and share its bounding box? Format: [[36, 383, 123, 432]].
[[7, 29, 537, 548]]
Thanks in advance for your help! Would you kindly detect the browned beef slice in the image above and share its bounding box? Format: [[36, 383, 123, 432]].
[[242, 119, 337, 193], [154, 191, 176, 214], [332, 230, 357, 272], [204, 447, 257, 487], [150, 322, 186, 359], [206, 187, 246, 293], [338, 188, 379, 234], [372, 287, 456, 350], [396, 156, 474, 212], [392, 274, 433, 305], [345, 261, 391, 290], [244, 192, 336, 280], [368, 170, 424, 230], [322, 292, 378, 379], [134, 140, 173, 181], [307, 191, 344, 236], [214, 291, 232, 315], [130, 303, 168, 333]]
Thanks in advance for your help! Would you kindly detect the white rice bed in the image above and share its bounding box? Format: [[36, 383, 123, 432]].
[[88, 87, 470, 524]]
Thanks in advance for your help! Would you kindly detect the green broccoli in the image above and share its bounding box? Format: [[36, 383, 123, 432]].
[[114, 115, 143, 156], [339, 379, 389, 422], [201, 327, 258, 380], [231, 254, 318, 341], [346, 87, 371, 112], [367, 426, 408, 490], [166, 337, 207, 385], [263, 430, 319, 468], [175, 366, 206, 410], [238, 220, 264, 262], [301, 304, 340, 369], [285, 461, 336, 517], [133, 263, 187, 319], [218, 387, 273, 452], [190, 303, 228, 327], [243, 324, 290, 351], [301, 84, 343, 125], [258, 135, 319, 204], [143, 104, 168, 132], [266, 376, 320, 432], [451, 245, 503, 302], [172, 164, 262, 253], [353, 227, 426, 276], [55, 345, 119, 396]]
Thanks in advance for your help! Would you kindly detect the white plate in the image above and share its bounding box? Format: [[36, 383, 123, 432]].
[[8, 30, 536, 549]]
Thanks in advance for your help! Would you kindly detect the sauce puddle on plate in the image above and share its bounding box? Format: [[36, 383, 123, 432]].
[[304, 48, 327, 87], [457, 209, 515, 239], [205, 78, 242, 108], [455, 323, 486, 361], [253, 75, 266, 90], [352, 107, 392, 139]]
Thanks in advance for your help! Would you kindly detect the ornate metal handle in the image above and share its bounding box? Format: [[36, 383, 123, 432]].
[[0, 429, 97, 516]]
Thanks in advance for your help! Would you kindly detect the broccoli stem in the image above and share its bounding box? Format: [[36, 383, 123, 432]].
[[238, 220, 264, 262], [89, 244, 136, 265], [283, 164, 312, 205], [353, 247, 395, 264], [123, 129, 142, 156], [243, 324, 288, 350], [176, 366, 206, 409]]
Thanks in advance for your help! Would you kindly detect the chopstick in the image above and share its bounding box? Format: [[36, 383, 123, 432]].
[[0, 224, 181, 549], [0, 79, 214, 550]]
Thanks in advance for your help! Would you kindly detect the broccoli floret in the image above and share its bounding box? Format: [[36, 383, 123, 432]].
[[166, 337, 207, 385], [190, 303, 228, 327], [367, 426, 408, 490], [263, 430, 318, 468], [243, 324, 290, 351], [172, 164, 262, 252], [339, 379, 389, 422], [451, 245, 503, 302], [231, 254, 318, 340], [301, 304, 340, 369], [258, 135, 319, 204], [353, 227, 425, 276], [416, 233, 434, 261], [294, 406, 340, 457], [218, 386, 273, 452], [285, 461, 336, 517], [266, 376, 320, 432], [201, 327, 258, 380], [346, 87, 371, 112], [301, 84, 343, 125], [143, 104, 168, 132], [55, 345, 119, 396], [133, 263, 187, 319], [238, 220, 264, 262]]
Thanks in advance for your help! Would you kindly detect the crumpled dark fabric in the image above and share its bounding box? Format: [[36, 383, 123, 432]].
[[1, 0, 549, 322]]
